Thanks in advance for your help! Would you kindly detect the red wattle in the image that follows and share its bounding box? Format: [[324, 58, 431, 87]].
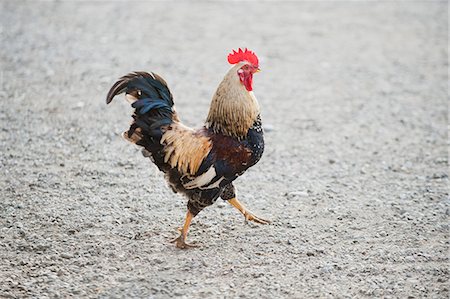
[[243, 74, 253, 91]]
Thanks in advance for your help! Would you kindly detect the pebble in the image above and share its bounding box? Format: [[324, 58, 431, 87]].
[[286, 191, 308, 198], [73, 101, 85, 109], [306, 251, 315, 257], [404, 256, 415, 262], [60, 253, 73, 259], [263, 124, 275, 132], [378, 231, 388, 237]]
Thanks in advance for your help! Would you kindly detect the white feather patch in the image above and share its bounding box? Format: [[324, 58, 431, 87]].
[[183, 166, 216, 189], [126, 94, 138, 104], [200, 176, 224, 190]]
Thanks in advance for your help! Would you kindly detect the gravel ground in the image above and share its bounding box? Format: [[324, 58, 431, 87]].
[[1, 1, 448, 298]]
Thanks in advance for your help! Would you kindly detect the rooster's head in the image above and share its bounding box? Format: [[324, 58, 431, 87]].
[[206, 48, 261, 137], [227, 48, 260, 92]]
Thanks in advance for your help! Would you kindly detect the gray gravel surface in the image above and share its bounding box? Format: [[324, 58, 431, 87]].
[[1, 1, 449, 298]]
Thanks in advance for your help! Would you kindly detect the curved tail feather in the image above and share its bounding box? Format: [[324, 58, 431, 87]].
[[106, 71, 176, 142], [106, 71, 173, 105]]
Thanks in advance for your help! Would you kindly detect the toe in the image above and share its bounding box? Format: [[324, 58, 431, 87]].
[[255, 216, 271, 224], [170, 236, 180, 243], [170, 235, 199, 249], [183, 242, 199, 249], [176, 241, 199, 249], [245, 213, 271, 224]]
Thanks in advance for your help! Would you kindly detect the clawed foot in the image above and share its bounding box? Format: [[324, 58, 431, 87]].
[[170, 235, 199, 249], [244, 212, 271, 225], [228, 198, 271, 225]]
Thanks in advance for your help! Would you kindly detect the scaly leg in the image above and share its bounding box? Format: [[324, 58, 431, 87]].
[[170, 211, 198, 249], [228, 197, 270, 224]]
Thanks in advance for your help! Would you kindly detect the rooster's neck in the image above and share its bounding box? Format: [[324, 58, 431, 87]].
[[205, 65, 260, 138]]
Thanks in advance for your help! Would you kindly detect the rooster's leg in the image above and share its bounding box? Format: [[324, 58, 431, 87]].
[[170, 211, 198, 249], [228, 197, 271, 224]]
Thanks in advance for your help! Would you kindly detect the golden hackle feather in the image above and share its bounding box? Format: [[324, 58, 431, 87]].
[[160, 123, 212, 175]]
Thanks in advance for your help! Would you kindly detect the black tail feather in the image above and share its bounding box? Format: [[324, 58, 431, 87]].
[[107, 71, 176, 148], [106, 71, 173, 105]]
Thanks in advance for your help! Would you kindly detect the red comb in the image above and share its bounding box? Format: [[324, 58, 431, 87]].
[[227, 48, 259, 66]]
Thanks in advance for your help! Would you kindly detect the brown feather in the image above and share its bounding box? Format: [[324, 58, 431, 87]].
[[122, 127, 143, 144], [210, 134, 253, 172]]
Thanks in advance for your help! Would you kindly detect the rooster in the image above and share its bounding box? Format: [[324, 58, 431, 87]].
[[106, 48, 269, 248]]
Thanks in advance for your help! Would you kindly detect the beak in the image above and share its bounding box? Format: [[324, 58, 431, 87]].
[[255, 68, 261, 73]]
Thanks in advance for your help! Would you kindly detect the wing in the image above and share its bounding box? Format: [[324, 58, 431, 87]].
[[160, 123, 212, 176], [160, 124, 253, 191], [181, 133, 253, 190]]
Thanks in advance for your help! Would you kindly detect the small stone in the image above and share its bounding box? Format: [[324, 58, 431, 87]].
[[263, 124, 275, 132], [306, 251, 315, 256], [321, 264, 333, 273], [17, 229, 26, 238], [286, 191, 308, 198], [379, 231, 388, 237], [19, 260, 28, 266], [431, 173, 448, 179], [60, 253, 73, 259], [73, 101, 85, 109], [404, 256, 415, 262]]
